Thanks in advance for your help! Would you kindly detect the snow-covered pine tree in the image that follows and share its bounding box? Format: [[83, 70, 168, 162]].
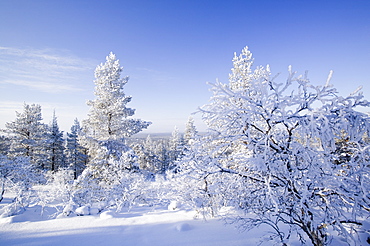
[[65, 118, 87, 179], [45, 111, 66, 171], [5, 103, 48, 170], [71, 52, 151, 211], [83, 52, 150, 143]]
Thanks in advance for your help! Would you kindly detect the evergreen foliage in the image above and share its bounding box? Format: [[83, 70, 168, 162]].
[[65, 118, 87, 179], [184, 116, 198, 147], [5, 103, 48, 169], [45, 111, 66, 171], [70, 52, 151, 211], [0, 135, 10, 156], [168, 126, 184, 170]]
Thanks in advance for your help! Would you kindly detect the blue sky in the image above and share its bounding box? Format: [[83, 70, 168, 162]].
[[1, 0, 369, 133]]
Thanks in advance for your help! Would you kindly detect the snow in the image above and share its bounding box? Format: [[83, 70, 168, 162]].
[[167, 200, 181, 211], [1, 47, 369, 246], [75, 206, 90, 216], [0, 194, 264, 246]]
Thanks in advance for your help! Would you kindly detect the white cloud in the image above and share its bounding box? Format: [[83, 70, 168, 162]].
[[1, 79, 82, 93], [0, 46, 97, 93], [0, 101, 24, 113]]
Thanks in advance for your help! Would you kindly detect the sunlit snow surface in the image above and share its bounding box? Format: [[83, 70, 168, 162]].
[[0, 197, 259, 246], [1, 193, 367, 246]]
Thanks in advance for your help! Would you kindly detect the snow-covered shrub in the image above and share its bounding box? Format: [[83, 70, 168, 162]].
[[100, 210, 116, 219], [67, 149, 150, 213], [37, 168, 74, 217], [75, 205, 90, 216], [62, 203, 74, 217], [0, 155, 37, 217], [173, 137, 243, 219], [179, 46, 370, 246], [168, 200, 181, 211]]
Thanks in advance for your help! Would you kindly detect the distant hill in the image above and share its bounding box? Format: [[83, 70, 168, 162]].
[[132, 132, 207, 139], [131, 132, 174, 139]]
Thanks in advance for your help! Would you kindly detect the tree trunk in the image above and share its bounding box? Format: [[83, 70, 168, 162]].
[[301, 222, 326, 246], [0, 178, 5, 203], [309, 230, 325, 246]]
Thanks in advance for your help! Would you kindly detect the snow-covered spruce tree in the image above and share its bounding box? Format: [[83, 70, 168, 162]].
[[70, 52, 151, 212], [187, 47, 370, 245], [5, 103, 48, 170], [45, 111, 66, 171], [65, 118, 87, 179], [144, 134, 154, 153], [156, 139, 171, 173], [184, 116, 199, 147], [168, 126, 184, 170]]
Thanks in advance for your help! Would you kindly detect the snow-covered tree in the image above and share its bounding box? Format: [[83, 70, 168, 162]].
[[133, 135, 162, 174], [184, 46, 370, 246], [71, 52, 151, 211], [83, 52, 150, 143], [172, 133, 224, 217], [144, 134, 154, 153], [80, 52, 150, 166], [155, 140, 171, 173], [65, 119, 87, 179], [0, 135, 10, 156], [168, 126, 183, 169], [45, 111, 66, 171], [38, 168, 74, 217], [5, 103, 48, 169], [184, 116, 198, 147]]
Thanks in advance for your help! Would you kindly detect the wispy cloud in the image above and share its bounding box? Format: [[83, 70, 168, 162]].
[[0, 46, 97, 93], [1, 79, 80, 92], [0, 101, 24, 113], [131, 67, 178, 83]]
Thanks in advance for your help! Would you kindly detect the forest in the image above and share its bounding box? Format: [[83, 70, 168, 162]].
[[1, 47, 369, 246]]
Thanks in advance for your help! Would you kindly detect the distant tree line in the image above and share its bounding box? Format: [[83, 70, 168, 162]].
[[0, 103, 197, 179]]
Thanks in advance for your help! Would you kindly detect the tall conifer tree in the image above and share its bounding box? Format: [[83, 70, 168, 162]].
[[45, 111, 66, 171], [65, 118, 87, 179], [71, 53, 151, 208]]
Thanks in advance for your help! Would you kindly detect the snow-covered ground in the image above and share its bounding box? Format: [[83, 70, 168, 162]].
[[0, 195, 265, 246], [1, 192, 368, 246]]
